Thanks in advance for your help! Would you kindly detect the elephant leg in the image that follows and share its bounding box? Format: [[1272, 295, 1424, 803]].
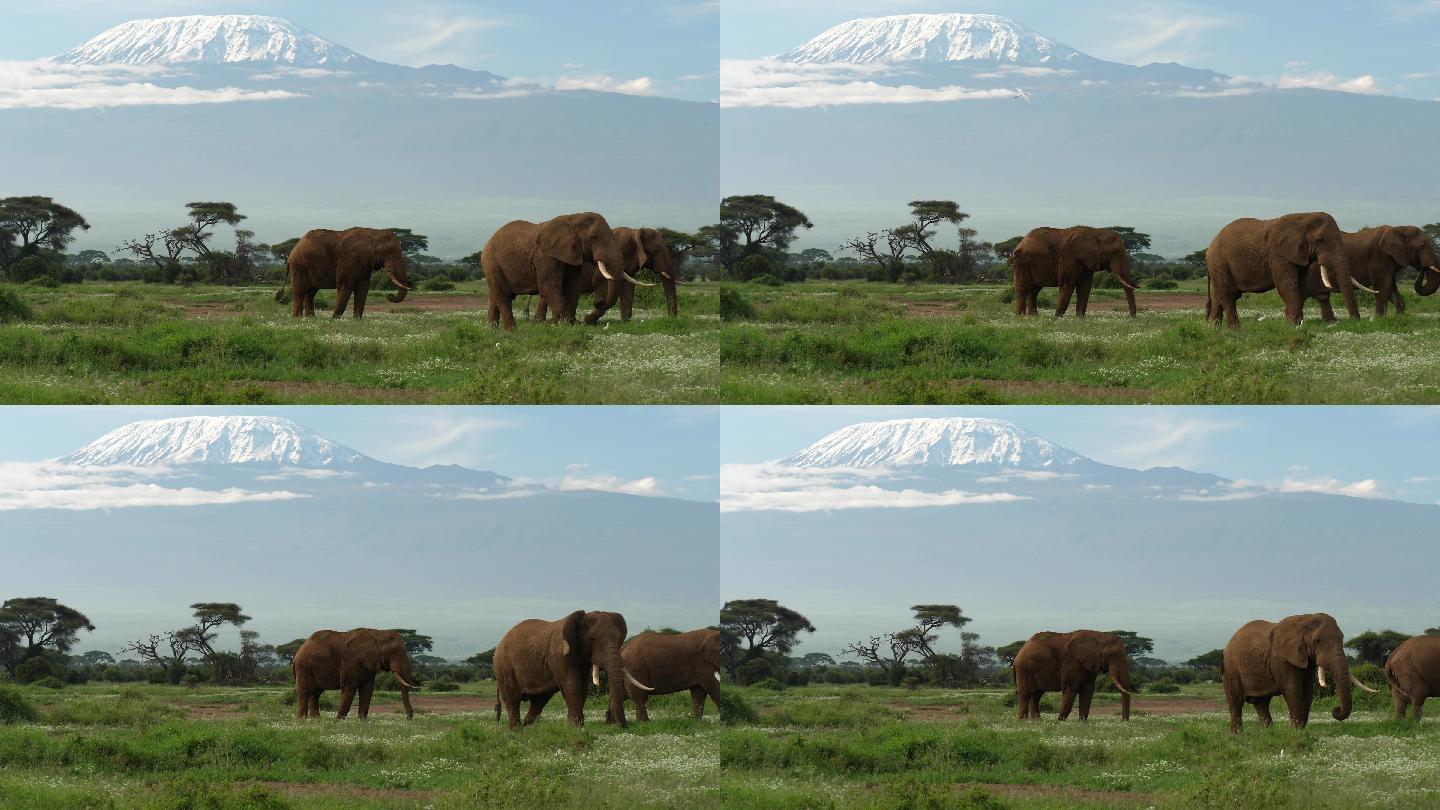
[[1013, 281, 1027, 316], [537, 274, 568, 325], [295, 687, 309, 719], [523, 692, 553, 726], [1223, 675, 1244, 732], [353, 279, 370, 319], [1415, 694, 1427, 721], [1016, 687, 1029, 719], [1074, 275, 1094, 319], [502, 689, 523, 730], [633, 690, 649, 722], [337, 686, 356, 719], [1275, 271, 1305, 325], [1058, 688, 1078, 720], [1078, 681, 1095, 721], [1393, 687, 1410, 720], [701, 676, 722, 716], [358, 679, 375, 719], [290, 281, 304, 318], [332, 284, 353, 319], [1392, 286, 1407, 315], [499, 294, 518, 330], [311, 692, 321, 717], [1280, 675, 1307, 728], [689, 686, 706, 718], [1316, 295, 1336, 323], [559, 674, 587, 725], [1029, 693, 1042, 720], [1247, 696, 1274, 727], [621, 282, 635, 321], [1055, 281, 1075, 317], [1222, 292, 1241, 329], [304, 288, 317, 317], [534, 296, 549, 321]]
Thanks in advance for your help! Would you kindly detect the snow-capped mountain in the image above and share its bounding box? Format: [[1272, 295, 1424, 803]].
[[59, 15, 367, 67], [60, 416, 366, 467], [782, 417, 1088, 470], [782, 13, 1089, 67]]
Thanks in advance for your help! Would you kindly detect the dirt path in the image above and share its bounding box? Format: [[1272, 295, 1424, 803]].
[[368, 694, 497, 715], [172, 293, 499, 319]]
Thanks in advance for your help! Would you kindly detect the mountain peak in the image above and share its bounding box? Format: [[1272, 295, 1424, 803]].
[[781, 417, 1089, 469], [60, 416, 368, 467], [58, 15, 366, 67], [782, 13, 1090, 66]]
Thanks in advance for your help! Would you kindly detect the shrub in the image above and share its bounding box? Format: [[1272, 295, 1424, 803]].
[[422, 277, 456, 291], [0, 687, 38, 723], [734, 658, 776, 686], [25, 275, 60, 288], [426, 677, 460, 692], [31, 676, 64, 690], [753, 678, 786, 691], [1147, 678, 1180, 694], [14, 657, 55, 685], [717, 689, 758, 725], [748, 273, 784, 287], [0, 287, 32, 322], [719, 286, 757, 321], [737, 254, 773, 280], [1145, 277, 1179, 290]]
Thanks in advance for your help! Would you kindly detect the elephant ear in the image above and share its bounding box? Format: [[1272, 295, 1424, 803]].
[[700, 630, 722, 669], [1266, 220, 1310, 268], [1377, 227, 1412, 269], [631, 230, 650, 270], [344, 632, 383, 674], [557, 610, 585, 661], [1274, 617, 1316, 669], [537, 219, 584, 266], [1065, 634, 1102, 673]]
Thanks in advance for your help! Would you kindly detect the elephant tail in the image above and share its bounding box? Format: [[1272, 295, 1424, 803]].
[[494, 699, 501, 722], [275, 261, 291, 303], [1386, 667, 1410, 701]]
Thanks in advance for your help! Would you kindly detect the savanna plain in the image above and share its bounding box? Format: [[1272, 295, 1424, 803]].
[[718, 280, 1440, 404], [1, 679, 1436, 808]]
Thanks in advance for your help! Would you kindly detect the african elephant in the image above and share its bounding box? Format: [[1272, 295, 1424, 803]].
[[1221, 612, 1377, 732], [535, 227, 678, 323], [1012, 630, 1136, 721], [492, 610, 654, 729], [278, 227, 412, 318], [482, 213, 647, 329], [1206, 212, 1363, 328], [612, 629, 721, 722], [1010, 226, 1138, 318], [1305, 226, 1440, 319], [292, 628, 418, 720], [1386, 634, 1440, 720]]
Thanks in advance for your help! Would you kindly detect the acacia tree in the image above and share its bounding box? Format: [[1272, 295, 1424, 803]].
[[719, 598, 815, 673], [1106, 630, 1154, 658], [0, 597, 95, 672], [1346, 630, 1411, 667], [844, 631, 925, 686], [0, 197, 90, 279], [124, 602, 250, 684], [843, 229, 910, 281], [995, 640, 1027, 667], [274, 638, 306, 665], [120, 230, 188, 280], [712, 195, 813, 276], [387, 629, 434, 657]]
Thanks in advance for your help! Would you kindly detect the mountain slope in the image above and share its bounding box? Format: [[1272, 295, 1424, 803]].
[[59, 15, 368, 67], [61, 416, 367, 467], [782, 417, 1091, 470], [783, 13, 1091, 67]]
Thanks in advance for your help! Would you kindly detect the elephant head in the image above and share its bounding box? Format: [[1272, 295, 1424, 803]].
[[558, 610, 652, 726], [1378, 226, 1440, 296], [372, 231, 412, 304], [1060, 228, 1138, 317], [1274, 613, 1372, 722], [629, 227, 681, 316], [345, 629, 418, 719], [1271, 213, 1361, 318], [537, 213, 648, 288], [1067, 631, 1136, 720]]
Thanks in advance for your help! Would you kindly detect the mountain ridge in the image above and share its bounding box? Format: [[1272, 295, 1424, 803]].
[[59, 15, 370, 68], [782, 13, 1093, 67]]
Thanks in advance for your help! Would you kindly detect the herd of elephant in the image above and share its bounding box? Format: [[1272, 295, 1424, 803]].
[[291, 612, 720, 728], [1011, 215, 1440, 326], [276, 213, 684, 326], [1015, 613, 1440, 731]]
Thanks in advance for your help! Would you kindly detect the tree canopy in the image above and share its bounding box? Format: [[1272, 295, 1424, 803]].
[[0, 197, 89, 278], [713, 195, 813, 272], [1106, 630, 1155, 657], [1346, 630, 1411, 667], [0, 597, 95, 671], [388, 629, 435, 657], [720, 598, 816, 666]]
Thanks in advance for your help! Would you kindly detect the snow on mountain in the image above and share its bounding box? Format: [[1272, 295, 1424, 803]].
[[59, 416, 368, 468], [782, 13, 1089, 66], [58, 15, 366, 67], [781, 417, 1089, 470]]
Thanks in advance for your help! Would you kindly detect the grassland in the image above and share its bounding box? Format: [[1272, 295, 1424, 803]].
[[0, 281, 719, 404], [718, 280, 1440, 404], [3, 680, 1436, 808]]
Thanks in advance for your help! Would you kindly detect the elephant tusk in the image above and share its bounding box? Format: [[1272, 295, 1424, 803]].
[[1320, 265, 1335, 290], [621, 270, 656, 287], [596, 261, 615, 281], [1117, 276, 1137, 291], [592, 664, 601, 686], [1317, 666, 1328, 687], [660, 270, 674, 280], [1351, 277, 1379, 294], [561, 641, 570, 656], [1351, 673, 1379, 694], [624, 670, 655, 691], [396, 675, 417, 689], [714, 671, 721, 682], [1113, 683, 1134, 696]]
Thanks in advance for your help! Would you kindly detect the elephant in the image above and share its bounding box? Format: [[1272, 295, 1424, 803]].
[[1304, 226, 1440, 319], [292, 628, 418, 720], [535, 227, 678, 323], [277, 227, 412, 318], [1221, 612, 1377, 732], [1010, 226, 1138, 318], [1205, 212, 1365, 328], [611, 628, 721, 722], [1386, 634, 1440, 720], [1012, 630, 1136, 721], [482, 212, 648, 329], [492, 610, 654, 729]]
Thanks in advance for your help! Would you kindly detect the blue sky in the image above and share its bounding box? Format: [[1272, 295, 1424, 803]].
[[0, 0, 719, 101], [722, 406, 1440, 505], [723, 0, 1440, 100], [0, 406, 720, 501]]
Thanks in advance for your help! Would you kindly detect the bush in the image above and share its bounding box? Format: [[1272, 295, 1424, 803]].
[[1147, 678, 1180, 694], [737, 254, 773, 280], [717, 689, 758, 725], [1145, 277, 1179, 290], [753, 678, 786, 691], [719, 286, 757, 321], [422, 277, 456, 291], [14, 657, 55, 685], [426, 677, 460, 692], [31, 676, 64, 690], [748, 273, 784, 287], [25, 275, 60, 288], [734, 658, 776, 686], [0, 687, 38, 723], [0, 287, 32, 322]]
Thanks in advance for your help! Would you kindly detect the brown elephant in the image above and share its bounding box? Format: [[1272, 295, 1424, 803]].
[[482, 213, 647, 329], [292, 628, 418, 720], [1205, 212, 1363, 328], [1012, 630, 1136, 721], [535, 227, 679, 323], [612, 629, 721, 722], [492, 610, 654, 729], [278, 228, 412, 318], [1010, 226, 1138, 318], [1221, 613, 1377, 732], [1304, 226, 1440, 319], [1386, 634, 1440, 720]]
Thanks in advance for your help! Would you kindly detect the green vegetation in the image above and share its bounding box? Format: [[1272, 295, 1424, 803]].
[[0, 281, 720, 404], [717, 280, 1440, 404]]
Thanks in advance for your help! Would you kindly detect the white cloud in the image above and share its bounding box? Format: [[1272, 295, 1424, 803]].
[[975, 470, 1077, 483], [254, 469, 354, 481], [0, 60, 302, 110], [1279, 475, 1385, 499], [1103, 8, 1230, 65], [365, 413, 511, 468], [376, 11, 505, 67], [720, 58, 1025, 108], [251, 67, 351, 81], [1275, 70, 1382, 95], [1098, 414, 1236, 470], [555, 74, 658, 96], [453, 465, 665, 500], [0, 461, 306, 511], [720, 462, 1024, 513]]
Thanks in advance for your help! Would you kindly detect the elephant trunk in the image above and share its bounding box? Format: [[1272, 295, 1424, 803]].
[[1415, 266, 1440, 296], [1322, 247, 1361, 320], [1328, 649, 1353, 722], [392, 654, 417, 719], [604, 648, 627, 726], [1109, 662, 1134, 721], [1112, 252, 1138, 317], [385, 254, 410, 304], [656, 253, 680, 316]]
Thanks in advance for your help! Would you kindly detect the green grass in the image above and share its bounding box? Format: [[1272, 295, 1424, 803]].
[[0, 281, 720, 404], [717, 280, 1440, 404], [4, 681, 1434, 807]]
